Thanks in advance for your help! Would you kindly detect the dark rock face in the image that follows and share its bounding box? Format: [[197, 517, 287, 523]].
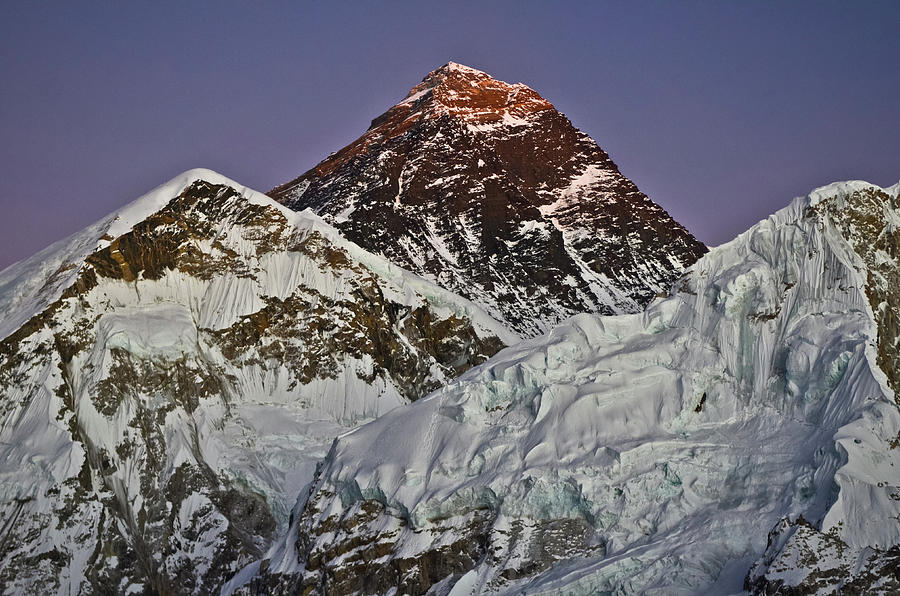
[[271, 62, 707, 336], [746, 517, 900, 595], [291, 500, 494, 596], [250, 495, 602, 596]]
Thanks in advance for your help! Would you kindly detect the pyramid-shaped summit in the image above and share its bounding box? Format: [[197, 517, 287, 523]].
[[271, 62, 707, 336], [391, 61, 555, 124]]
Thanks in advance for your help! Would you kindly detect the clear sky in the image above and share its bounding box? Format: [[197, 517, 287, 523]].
[[1, 1, 898, 270]]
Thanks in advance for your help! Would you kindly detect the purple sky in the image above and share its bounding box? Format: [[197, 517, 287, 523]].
[[2, 1, 898, 271]]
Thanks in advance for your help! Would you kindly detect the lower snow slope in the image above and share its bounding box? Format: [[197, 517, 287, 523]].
[[0, 170, 513, 594], [256, 180, 900, 595]]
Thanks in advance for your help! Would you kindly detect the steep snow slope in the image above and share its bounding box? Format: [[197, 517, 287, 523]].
[[271, 63, 707, 336], [255, 181, 900, 595], [0, 169, 513, 594]]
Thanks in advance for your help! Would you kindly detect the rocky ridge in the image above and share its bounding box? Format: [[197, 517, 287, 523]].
[[271, 62, 707, 337], [0, 169, 512, 594]]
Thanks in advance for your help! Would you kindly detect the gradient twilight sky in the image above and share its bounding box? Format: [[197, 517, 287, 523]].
[[1, 1, 898, 271]]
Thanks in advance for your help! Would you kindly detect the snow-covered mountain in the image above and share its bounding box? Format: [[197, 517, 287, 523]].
[[270, 62, 707, 337], [253, 180, 900, 595], [0, 170, 514, 594], [3, 62, 898, 596]]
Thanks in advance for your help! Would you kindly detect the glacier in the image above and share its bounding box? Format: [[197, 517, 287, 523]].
[[257, 180, 900, 594]]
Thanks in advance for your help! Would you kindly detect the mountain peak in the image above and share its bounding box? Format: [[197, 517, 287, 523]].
[[413, 62, 496, 91], [0, 166, 513, 592], [396, 62, 553, 124], [271, 63, 707, 336], [430, 61, 489, 78]]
